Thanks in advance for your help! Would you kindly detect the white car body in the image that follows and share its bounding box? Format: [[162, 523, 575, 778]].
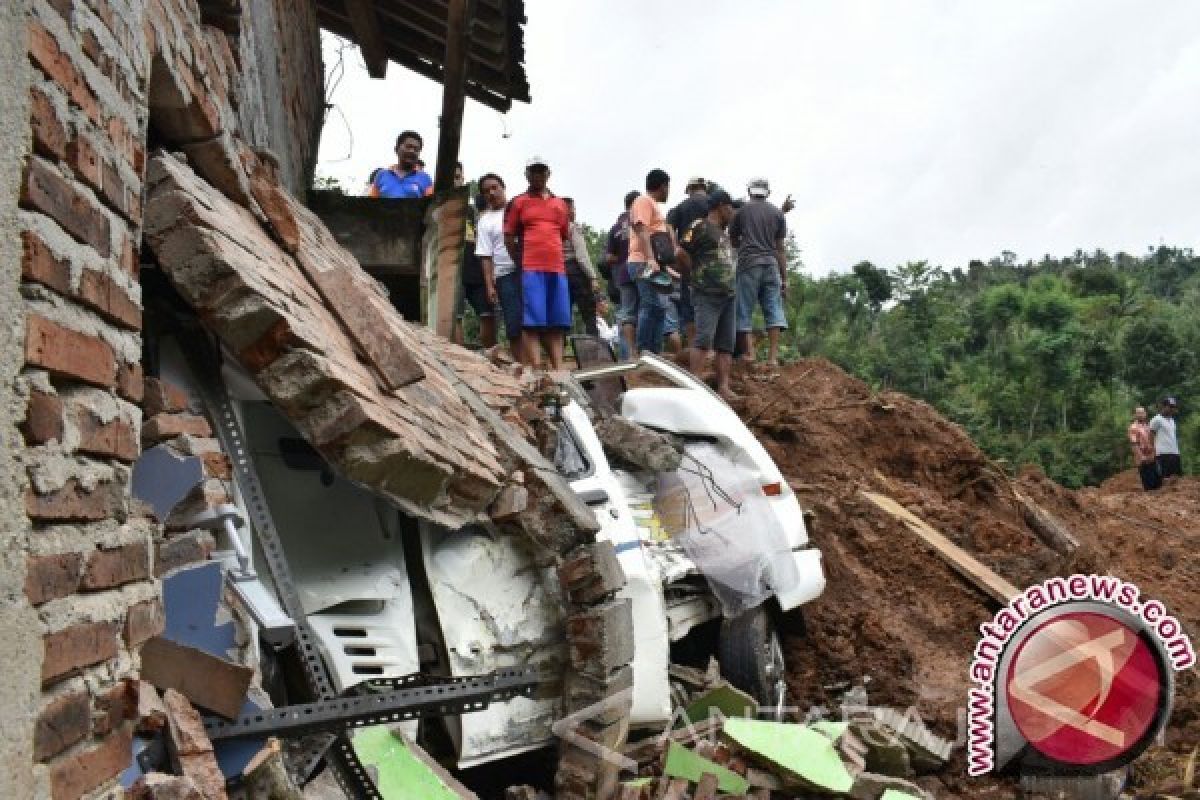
[[190, 348, 824, 768]]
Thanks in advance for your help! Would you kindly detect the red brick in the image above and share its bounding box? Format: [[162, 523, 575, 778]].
[[93, 681, 135, 736], [34, 686, 91, 761], [79, 268, 141, 330], [28, 20, 101, 127], [100, 159, 138, 222], [142, 413, 212, 443], [21, 158, 111, 257], [26, 479, 120, 523], [79, 28, 109, 76], [67, 132, 103, 194], [25, 314, 116, 387], [48, 724, 132, 800], [25, 551, 82, 606], [81, 540, 150, 590], [119, 230, 139, 277], [42, 619, 119, 686], [143, 377, 191, 416], [22, 389, 65, 445], [117, 359, 144, 402], [29, 86, 67, 160], [123, 596, 165, 647], [21, 229, 72, 295], [154, 531, 215, 577], [200, 451, 231, 480], [75, 411, 139, 461]]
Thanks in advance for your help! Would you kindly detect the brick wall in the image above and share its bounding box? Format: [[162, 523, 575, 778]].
[[11, 1, 325, 796]]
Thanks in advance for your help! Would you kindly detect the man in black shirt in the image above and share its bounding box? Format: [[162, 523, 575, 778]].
[[666, 176, 709, 345]]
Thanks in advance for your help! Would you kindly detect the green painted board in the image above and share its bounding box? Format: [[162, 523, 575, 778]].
[[622, 777, 653, 788], [721, 717, 854, 794], [881, 790, 922, 799], [809, 720, 849, 742], [676, 683, 758, 728], [662, 742, 750, 795], [352, 726, 464, 800]]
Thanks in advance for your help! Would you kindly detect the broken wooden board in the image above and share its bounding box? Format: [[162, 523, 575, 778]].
[[860, 491, 1018, 605], [720, 718, 854, 794], [140, 636, 252, 720], [352, 725, 477, 799], [677, 683, 758, 728], [662, 741, 750, 795], [1014, 490, 1079, 556]]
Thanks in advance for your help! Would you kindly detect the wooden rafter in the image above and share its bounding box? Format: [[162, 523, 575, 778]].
[[343, 0, 388, 78]]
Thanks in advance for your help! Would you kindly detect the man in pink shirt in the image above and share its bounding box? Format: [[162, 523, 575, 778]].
[[1128, 406, 1160, 490]]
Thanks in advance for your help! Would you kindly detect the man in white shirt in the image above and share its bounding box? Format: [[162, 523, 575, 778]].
[[1149, 396, 1182, 480], [475, 173, 522, 361]]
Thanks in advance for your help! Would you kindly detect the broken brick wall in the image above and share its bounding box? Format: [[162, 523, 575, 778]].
[[5, 0, 324, 797]]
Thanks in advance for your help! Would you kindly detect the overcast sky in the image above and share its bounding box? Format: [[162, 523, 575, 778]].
[[316, 0, 1200, 275]]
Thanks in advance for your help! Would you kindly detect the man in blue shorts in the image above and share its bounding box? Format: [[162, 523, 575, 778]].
[[504, 156, 571, 370], [730, 177, 788, 365]]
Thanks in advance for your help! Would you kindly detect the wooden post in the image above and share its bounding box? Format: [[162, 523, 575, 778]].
[[434, 0, 470, 193]]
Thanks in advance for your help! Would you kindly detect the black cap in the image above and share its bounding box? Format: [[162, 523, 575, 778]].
[[708, 190, 734, 211]]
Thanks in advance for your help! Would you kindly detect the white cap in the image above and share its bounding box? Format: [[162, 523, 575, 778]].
[[526, 155, 549, 168], [686, 175, 707, 189], [747, 177, 770, 198]]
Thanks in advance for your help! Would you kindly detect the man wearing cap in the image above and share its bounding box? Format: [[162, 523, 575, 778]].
[[666, 177, 710, 346], [1128, 406, 1161, 491], [1149, 397, 1182, 480], [730, 178, 789, 365], [628, 169, 674, 355], [504, 157, 571, 370], [677, 191, 739, 403]]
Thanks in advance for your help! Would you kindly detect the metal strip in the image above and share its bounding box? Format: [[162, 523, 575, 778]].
[[206, 667, 539, 741], [179, 337, 377, 797]]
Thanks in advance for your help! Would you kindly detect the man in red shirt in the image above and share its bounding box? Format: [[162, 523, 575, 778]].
[[504, 156, 571, 369]]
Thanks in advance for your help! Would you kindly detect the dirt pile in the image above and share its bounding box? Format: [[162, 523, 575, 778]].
[[730, 358, 1199, 795]]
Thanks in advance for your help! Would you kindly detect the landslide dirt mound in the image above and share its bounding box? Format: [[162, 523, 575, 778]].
[[729, 359, 1199, 795]]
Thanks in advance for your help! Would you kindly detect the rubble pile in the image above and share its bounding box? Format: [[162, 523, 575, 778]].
[[727, 359, 1199, 798]]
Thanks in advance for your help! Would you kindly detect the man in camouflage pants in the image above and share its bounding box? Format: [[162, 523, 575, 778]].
[[677, 190, 739, 403]]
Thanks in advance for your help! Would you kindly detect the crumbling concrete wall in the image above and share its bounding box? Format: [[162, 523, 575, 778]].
[[6, 0, 327, 797], [0, 4, 48, 798]]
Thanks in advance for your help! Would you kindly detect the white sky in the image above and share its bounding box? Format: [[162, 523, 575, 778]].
[[316, 0, 1200, 275]]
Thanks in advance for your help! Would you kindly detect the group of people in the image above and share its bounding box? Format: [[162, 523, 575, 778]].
[[368, 131, 794, 395], [1127, 397, 1183, 490]]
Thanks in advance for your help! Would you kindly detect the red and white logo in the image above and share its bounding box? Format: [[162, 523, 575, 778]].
[[1005, 611, 1163, 767]]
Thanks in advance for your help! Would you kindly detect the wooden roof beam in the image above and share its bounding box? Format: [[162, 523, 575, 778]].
[[343, 0, 389, 78]]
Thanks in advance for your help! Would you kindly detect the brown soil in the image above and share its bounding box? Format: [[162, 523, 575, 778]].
[[729, 358, 1200, 797]]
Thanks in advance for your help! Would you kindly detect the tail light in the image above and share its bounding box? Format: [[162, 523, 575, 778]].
[[762, 482, 783, 497]]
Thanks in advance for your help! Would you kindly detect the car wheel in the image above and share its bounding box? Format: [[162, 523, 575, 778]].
[[717, 606, 788, 719]]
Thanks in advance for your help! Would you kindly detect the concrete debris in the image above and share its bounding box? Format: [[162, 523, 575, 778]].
[[592, 414, 682, 473]]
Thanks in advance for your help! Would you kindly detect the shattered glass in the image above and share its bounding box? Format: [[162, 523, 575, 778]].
[[654, 442, 799, 617]]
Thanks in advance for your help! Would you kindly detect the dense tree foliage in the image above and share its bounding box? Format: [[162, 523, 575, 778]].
[[770, 246, 1200, 487]]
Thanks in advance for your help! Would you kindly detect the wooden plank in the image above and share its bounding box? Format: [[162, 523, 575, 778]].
[[343, 0, 389, 78], [140, 636, 253, 720], [860, 491, 1018, 605], [434, 0, 470, 193], [1014, 490, 1078, 556]]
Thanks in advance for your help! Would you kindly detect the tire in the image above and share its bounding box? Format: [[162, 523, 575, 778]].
[[717, 605, 788, 719]]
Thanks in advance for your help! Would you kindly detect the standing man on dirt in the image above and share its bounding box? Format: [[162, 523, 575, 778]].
[[628, 169, 674, 355], [1129, 406, 1161, 490], [504, 156, 571, 370], [677, 190, 739, 403], [730, 178, 789, 365], [606, 190, 640, 359], [1149, 397, 1182, 481], [667, 176, 710, 346]]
